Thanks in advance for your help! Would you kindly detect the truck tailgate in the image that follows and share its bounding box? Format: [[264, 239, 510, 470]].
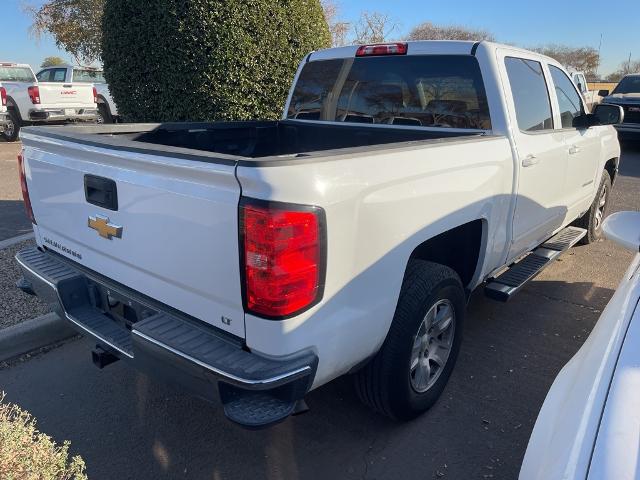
[[21, 133, 246, 338], [38, 82, 95, 106]]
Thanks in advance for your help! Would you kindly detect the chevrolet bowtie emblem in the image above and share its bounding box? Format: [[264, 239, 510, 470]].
[[88, 214, 123, 239]]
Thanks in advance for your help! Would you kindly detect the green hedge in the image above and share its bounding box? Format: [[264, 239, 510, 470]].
[[102, 0, 330, 122]]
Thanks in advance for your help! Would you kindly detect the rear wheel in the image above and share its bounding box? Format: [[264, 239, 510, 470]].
[[2, 110, 20, 142], [575, 170, 611, 244], [354, 260, 465, 420]]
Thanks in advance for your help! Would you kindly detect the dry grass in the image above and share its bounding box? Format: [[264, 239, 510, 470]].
[[0, 393, 87, 480]]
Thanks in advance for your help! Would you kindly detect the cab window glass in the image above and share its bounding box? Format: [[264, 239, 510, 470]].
[[51, 69, 67, 82], [288, 55, 491, 129], [36, 70, 51, 82], [504, 57, 553, 131], [549, 65, 584, 128]]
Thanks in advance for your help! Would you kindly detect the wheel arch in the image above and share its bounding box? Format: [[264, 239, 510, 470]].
[[5, 96, 23, 120], [604, 157, 618, 184], [97, 95, 112, 115], [407, 219, 487, 291]]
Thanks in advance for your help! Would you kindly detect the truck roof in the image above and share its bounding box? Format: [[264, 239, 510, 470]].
[[308, 40, 561, 66], [0, 62, 31, 68]]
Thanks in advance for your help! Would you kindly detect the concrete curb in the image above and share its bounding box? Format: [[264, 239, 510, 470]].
[[0, 232, 34, 250], [0, 313, 77, 362]]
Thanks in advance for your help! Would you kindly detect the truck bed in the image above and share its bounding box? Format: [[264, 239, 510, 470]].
[[22, 120, 483, 164]]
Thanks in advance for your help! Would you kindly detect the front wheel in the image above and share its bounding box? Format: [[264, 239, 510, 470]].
[[354, 260, 465, 420], [574, 170, 612, 244]]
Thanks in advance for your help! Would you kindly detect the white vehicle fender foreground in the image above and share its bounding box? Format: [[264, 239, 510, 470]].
[[519, 253, 640, 480]]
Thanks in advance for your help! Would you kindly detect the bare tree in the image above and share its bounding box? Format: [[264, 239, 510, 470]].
[[605, 59, 640, 82], [321, 0, 350, 47], [353, 11, 399, 45], [407, 22, 495, 42], [532, 44, 600, 76]]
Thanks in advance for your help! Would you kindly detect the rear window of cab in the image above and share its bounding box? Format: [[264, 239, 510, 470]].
[[287, 55, 491, 130]]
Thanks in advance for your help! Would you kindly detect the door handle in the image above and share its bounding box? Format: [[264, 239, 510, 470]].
[[568, 145, 581, 155], [522, 154, 539, 167]]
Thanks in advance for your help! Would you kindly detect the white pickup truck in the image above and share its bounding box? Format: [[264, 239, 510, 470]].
[[36, 65, 119, 124], [0, 62, 98, 142], [14, 41, 623, 428]]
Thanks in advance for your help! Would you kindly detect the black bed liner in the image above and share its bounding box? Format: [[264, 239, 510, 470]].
[[21, 120, 494, 167]]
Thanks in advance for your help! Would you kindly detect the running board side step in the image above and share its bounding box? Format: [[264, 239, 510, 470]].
[[485, 226, 586, 302]]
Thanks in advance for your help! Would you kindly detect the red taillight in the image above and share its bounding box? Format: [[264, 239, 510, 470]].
[[92, 86, 98, 104], [241, 200, 325, 318], [0, 87, 6, 106], [356, 42, 408, 57], [17, 152, 36, 224], [28, 86, 40, 104]]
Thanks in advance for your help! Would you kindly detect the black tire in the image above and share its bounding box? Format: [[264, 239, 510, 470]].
[[97, 103, 113, 124], [574, 170, 612, 244], [354, 260, 465, 420], [2, 109, 20, 142]]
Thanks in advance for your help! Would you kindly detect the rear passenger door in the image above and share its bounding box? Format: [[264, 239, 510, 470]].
[[499, 52, 569, 258], [547, 65, 601, 219]]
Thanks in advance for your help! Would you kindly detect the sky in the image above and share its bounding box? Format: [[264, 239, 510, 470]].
[[1, 0, 638, 76]]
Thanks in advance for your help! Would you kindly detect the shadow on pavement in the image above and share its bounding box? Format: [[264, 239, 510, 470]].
[[0, 200, 32, 241], [0, 278, 614, 480]]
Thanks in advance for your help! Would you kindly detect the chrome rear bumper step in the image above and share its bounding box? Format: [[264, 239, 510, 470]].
[[485, 226, 586, 302]]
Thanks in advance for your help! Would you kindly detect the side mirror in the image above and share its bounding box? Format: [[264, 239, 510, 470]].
[[603, 211, 640, 252], [593, 103, 624, 125], [598, 89, 610, 97]]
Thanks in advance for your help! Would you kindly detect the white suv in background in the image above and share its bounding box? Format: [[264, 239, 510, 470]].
[[36, 65, 119, 124], [0, 62, 98, 141]]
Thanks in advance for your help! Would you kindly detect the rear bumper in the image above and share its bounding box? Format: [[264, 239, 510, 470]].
[[15, 247, 317, 428], [28, 108, 98, 122], [0, 112, 8, 132]]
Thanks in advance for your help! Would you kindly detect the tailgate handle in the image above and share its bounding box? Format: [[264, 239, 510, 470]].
[[84, 175, 118, 211]]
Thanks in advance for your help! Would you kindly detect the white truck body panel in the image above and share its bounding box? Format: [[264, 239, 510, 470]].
[[22, 131, 246, 337], [36, 82, 96, 107], [519, 252, 640, 480], [238, 136, 514, 385]]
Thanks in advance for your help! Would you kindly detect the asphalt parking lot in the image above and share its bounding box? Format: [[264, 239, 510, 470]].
[[0, 139, 638, 480]]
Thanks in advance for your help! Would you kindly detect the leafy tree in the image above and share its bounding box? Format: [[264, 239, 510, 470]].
[[532, 44, 600, 76], [26, 0, 104, 64], [102, 0, 330, 122], [40, 56, 67, 68], [407, 22, 495, 42]]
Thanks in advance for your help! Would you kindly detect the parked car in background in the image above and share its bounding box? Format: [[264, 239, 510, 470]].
[[0, 82, 8, 134], [600, 73, 640, 141], [14, 41, 623, 429], [569, 70, 602, 109], [520, 210, 640, 480], [36, 65, 118, 124], [0, 62, 98, 142]]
